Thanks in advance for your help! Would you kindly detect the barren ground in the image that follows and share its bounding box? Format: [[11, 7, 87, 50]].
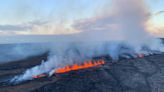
[[0, 53, 164, 92]]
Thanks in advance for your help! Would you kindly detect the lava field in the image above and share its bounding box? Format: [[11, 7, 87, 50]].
[[0, 53, 164, 92]]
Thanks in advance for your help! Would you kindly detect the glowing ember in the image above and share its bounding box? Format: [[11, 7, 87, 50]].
[[138, 54, 144, 58], [55, 60, 105, 74], [32, 74, 47, 78]]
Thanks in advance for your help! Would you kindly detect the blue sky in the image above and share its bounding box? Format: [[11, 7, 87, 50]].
[[147, 0, 164, 27], [0, 0, 163, 35], [0, 0, 109, 24], [0, 0, 163, 24]]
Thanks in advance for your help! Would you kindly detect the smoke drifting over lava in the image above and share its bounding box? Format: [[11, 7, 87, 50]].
[[11, 0, 164, 83]]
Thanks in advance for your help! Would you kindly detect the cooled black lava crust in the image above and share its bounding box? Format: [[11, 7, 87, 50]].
[[0, 53, 164, 92]]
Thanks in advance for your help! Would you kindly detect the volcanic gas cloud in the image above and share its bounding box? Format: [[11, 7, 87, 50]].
[[11, 0, 164, 83]]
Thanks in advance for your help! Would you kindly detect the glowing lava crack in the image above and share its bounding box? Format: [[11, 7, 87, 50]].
[[55, 59, 105, 74], [33, 59, 105, 79]]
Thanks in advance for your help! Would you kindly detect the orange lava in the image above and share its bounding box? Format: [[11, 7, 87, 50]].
[[55, 60, 105, 74], [32, 59, 105, 78]]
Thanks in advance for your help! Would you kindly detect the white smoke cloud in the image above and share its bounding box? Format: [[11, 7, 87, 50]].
[[11, 0, 164, 83]]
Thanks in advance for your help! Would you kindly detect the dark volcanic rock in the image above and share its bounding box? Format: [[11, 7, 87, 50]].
[[132, 58, 157, 75], [1, 53, 164, 92], [148, 72, 164, 92], [33, 68, 122, 92]]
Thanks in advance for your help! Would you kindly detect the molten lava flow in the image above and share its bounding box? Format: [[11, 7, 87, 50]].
[[32, 59, 105, 79], [55, 59, 105, 74]]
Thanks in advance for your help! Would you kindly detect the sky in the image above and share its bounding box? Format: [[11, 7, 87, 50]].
[[0, 0, 108, 24], [0, 0, 163, 36]]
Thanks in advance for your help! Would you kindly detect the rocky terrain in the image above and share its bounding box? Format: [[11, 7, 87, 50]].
[[0, 53, 164, 92]]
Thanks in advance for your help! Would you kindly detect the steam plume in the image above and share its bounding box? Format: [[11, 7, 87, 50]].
[[11, 0, 164, 83]]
